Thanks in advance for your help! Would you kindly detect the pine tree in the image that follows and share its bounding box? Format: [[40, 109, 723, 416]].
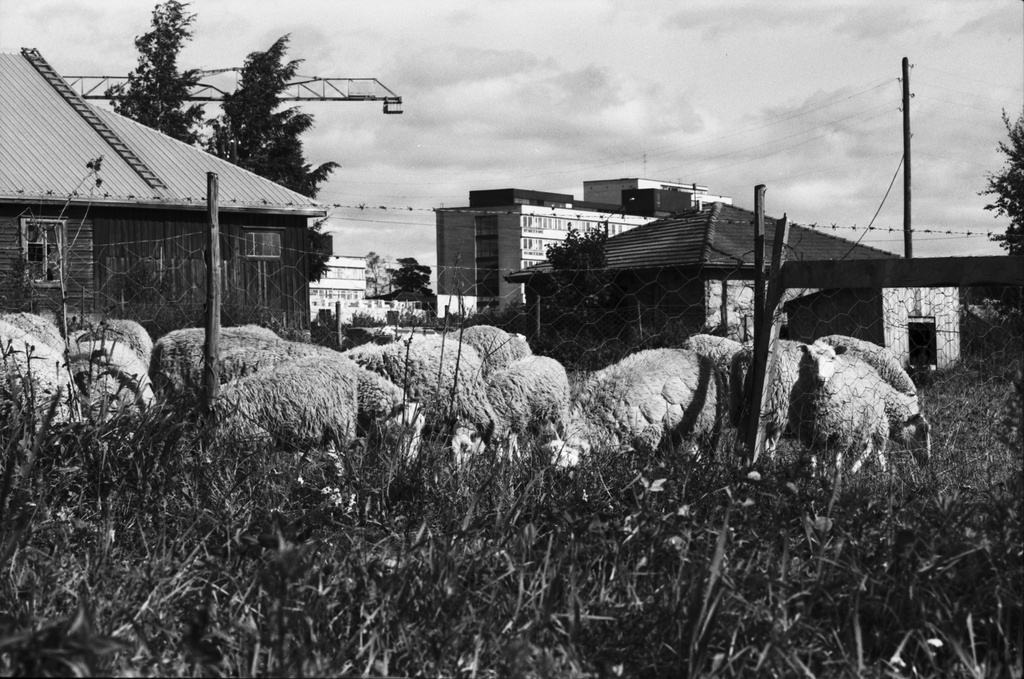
[[982, 110, 1024, 256], [108, 1, 204, 145], [207, 34, 339, 281], [389, 258, 432, 296], [207, 35, 338, 197]]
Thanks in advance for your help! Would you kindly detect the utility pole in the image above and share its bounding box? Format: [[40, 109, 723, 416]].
[[902, 56, 913, 259]]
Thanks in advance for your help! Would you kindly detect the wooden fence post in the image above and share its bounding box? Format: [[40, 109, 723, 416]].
[[744, 212, 790, 464], [335, 300, 343, 347], [534, 296, 542, 340], [203, 172, 221, 418]]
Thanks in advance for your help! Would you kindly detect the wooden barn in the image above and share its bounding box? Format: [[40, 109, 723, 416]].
[[0, 48, 327, 331], [509, 201, 962, 369]]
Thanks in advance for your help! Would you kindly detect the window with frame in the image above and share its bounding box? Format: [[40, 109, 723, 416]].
[[21, 217, 66, 284], [244, 230, 282, 260]]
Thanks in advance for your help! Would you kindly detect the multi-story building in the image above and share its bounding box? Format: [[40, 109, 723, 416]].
[[309, 254, 367, 320], [435, 179, 730, 313]]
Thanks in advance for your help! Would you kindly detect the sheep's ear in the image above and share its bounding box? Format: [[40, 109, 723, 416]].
[[834, 345, 848, 355]]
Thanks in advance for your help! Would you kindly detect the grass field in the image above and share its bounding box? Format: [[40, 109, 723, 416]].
[[0, 349, 1020, 677]]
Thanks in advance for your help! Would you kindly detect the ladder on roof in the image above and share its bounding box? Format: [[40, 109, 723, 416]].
[[21, 48, 168, 192]]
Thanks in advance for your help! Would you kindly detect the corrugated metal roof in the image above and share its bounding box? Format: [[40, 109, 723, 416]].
[[0, 51, 326, 215], [510, 202, 897, 279]]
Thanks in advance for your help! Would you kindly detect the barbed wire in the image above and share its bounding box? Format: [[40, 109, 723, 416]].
[[324, 203, 1018, 240]]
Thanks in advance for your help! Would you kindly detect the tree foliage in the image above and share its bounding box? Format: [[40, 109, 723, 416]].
[[389, 257, 432, 296], [365, 252, 393, 297], [206, 34, 338, 198], [541, 226, 612, 307], [983, 110, 1024, 256], [108, 1, 204, 145]]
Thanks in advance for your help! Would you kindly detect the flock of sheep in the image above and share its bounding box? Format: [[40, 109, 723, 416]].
[[0, 311, 932, 481]]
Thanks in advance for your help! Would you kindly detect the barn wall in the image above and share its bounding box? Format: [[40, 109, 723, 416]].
[[883, 286, 960, 369], [0, 205, 94, 318]]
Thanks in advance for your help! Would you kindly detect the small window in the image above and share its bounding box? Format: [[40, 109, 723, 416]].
[[21, 217, 66, 284], [244, 231, 282, 260]]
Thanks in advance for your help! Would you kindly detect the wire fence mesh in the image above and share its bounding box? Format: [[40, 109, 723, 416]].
[[0, 229, 1020, 479]]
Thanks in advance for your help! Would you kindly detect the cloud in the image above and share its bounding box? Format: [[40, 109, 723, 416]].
[[663, 3, 840, 41], [394, 45, 551, 89]]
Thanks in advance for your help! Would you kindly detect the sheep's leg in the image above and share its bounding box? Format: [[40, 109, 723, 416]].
[[875, 439, 888, 472], [850, 441, 872, 474]]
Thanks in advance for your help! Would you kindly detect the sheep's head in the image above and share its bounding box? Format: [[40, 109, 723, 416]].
[[380, 400, 425, 461], [900, 412, 931, 466], [540, 438, 585, 468], [799, 340, 847, 386], [451, 422, 488, 464]]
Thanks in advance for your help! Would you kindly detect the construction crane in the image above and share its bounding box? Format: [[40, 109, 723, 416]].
[[62, 68, 403, 114]]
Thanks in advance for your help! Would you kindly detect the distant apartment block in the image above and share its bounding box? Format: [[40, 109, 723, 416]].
[[435, 178, 731, 313], [309, 254, 368, 319]]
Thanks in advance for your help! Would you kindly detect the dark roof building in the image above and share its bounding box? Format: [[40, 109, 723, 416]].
[[511, 202, 897, 278], [508, 202, 920, 345]]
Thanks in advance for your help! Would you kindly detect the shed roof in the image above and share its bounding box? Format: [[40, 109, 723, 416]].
[[0, 50, 327, 216], [509, 202, 898, 280]]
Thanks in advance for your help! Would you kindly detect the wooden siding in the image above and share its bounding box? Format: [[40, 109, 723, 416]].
[[91, 207, 311, 326]]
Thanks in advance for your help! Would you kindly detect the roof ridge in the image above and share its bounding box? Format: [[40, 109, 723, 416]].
[[788, 220, 900, 259], [20, 48, 168, 193]]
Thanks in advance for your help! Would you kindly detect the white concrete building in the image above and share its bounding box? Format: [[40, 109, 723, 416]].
[[309, 254, 367, 319]]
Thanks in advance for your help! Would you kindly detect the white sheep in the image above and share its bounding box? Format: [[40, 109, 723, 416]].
[[544, 348, 723, 465], [150, 326, 334, 396], [69, 339, 155, 416], [0, 320, 71, 425], [216, 354, 422, 454], [684, 334, 746, 414], [791, 340, 931, 476], [343, 333, 501, 459], [729, 339, 805, 460], [456, 325, 532, 380], [0, 312, 66, 354], [73, 318, 153, 367], [485, 355, 570, 458], [817, 334, 917, 396]]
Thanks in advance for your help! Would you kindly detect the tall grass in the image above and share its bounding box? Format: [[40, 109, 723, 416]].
[[0, 357, 1020, 677]]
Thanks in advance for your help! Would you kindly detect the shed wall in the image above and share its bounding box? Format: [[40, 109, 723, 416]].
[[882, 286, 960, 369]]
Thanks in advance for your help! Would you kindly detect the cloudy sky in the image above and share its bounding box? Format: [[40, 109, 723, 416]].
[[3, 1, 1022, 269]]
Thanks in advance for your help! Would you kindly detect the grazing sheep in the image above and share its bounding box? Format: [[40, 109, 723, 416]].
[[817, 334, 917, 396], [150, 326, 334, 396], [0, 312, 66, 354], [73, 319, 153, 366], [69, 339, 155, 415], [544, 348, 723, 465], [343, 333, 500, 459], [791, 340, 931, 476], [729, 339, 805, 460], [217, 354, 422, 453], [486, 355, 570, 457], [457, 325, 532, 380], [0, 321, 71, 424], [684, 334, 747, 418]]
